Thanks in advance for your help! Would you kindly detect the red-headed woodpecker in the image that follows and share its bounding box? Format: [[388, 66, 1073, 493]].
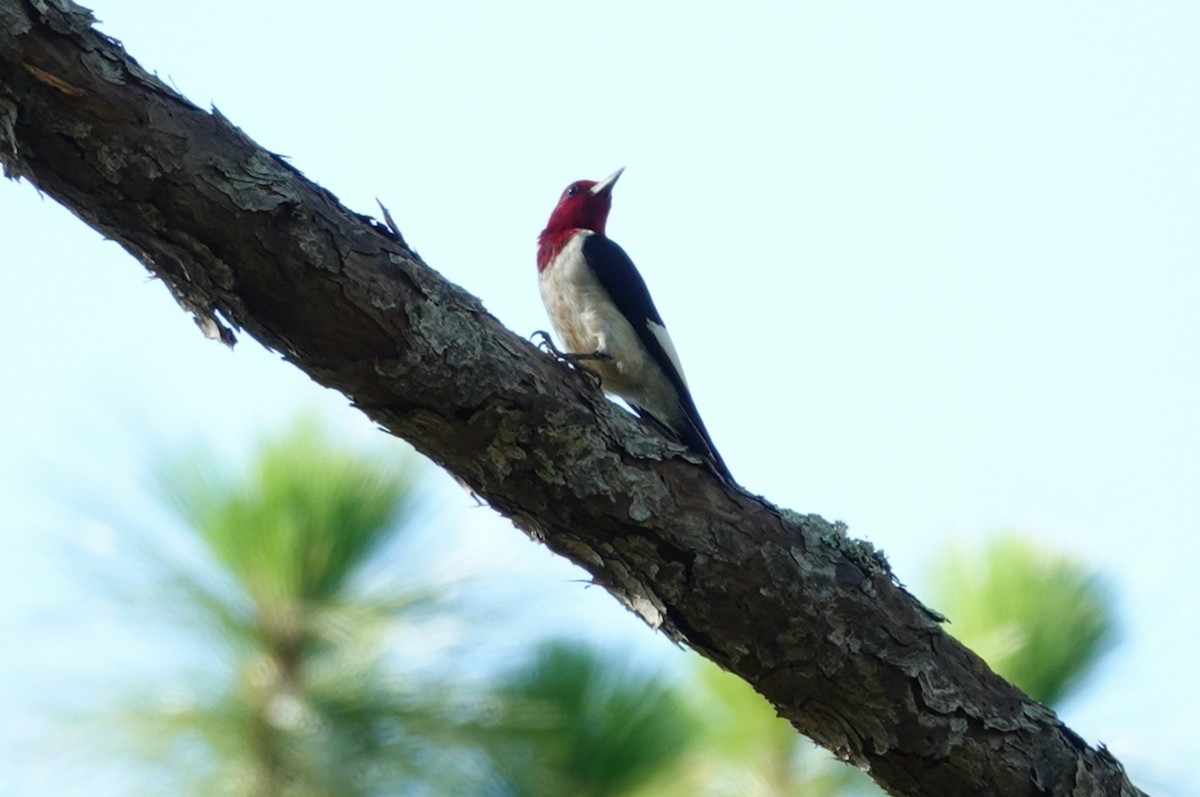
[[536, 168, 732, 481]]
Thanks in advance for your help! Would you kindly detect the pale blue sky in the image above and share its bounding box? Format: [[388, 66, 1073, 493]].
[[1, 2, 1197, 794]]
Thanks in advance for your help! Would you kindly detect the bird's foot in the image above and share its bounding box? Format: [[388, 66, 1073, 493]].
[[530, 331, 608, 388], [531, 330, 612, 363]]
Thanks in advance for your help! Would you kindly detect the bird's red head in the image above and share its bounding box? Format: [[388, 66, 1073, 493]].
[[539, 167, 624, 242]]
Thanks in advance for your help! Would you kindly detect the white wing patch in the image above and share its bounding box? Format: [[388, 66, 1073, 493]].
[[646, 321, 687, 388]]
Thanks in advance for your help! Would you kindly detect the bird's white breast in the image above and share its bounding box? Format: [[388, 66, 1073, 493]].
[[539, 231, 686, 426]]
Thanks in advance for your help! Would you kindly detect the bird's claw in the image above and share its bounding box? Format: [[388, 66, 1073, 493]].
[[531, 330, 559, 355], [576, 364, 604, 390]]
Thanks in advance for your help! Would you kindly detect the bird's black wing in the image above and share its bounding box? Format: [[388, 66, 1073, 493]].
[[582, 234, 732, 481]]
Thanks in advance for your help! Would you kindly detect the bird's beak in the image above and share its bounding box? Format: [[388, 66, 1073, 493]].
[[590, 167, 624, 196]]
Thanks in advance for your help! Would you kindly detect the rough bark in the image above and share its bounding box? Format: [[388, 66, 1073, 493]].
[[0, 2, 1146, 795]]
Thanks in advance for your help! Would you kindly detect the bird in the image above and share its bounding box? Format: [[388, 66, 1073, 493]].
[[535, 167, 732, 481]]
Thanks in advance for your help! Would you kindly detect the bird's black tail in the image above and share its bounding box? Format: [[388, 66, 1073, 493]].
[[677, 398, 734, 483], [634, 393, 733, 483]]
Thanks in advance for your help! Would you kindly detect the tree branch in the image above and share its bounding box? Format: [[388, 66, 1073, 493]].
[[0, 2, 1145, 795]]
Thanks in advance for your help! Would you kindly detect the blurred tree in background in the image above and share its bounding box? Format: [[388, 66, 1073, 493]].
[[486, 641, 695, 797], [630, 658, 865, 797], [928, 533, 1116, 706], [99, 419, 486, 796]]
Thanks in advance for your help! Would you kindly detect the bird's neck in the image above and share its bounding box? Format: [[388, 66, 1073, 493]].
[[538, 227, 590, 273]]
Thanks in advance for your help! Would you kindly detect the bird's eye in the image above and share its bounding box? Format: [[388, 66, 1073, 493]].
[[565, 185, 580, 197]]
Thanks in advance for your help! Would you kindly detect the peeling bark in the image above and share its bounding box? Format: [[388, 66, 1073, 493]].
[[0, 2, 1147, 795]]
